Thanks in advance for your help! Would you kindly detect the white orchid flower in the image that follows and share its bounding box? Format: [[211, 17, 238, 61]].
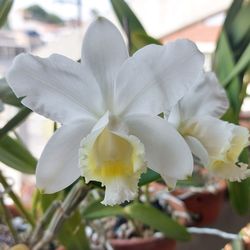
[[169, 72, 250, 181], [6, 17, 204, 205]]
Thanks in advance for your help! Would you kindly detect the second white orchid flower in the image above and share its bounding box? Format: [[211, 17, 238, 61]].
[[169, 72, 250, 181], [7, 17, 204, 205]]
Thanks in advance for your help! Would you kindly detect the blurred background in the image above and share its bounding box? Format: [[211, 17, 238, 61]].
[[0, 1, 250, 249]]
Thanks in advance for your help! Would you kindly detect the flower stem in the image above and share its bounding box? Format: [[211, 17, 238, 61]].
[[31, 180, 89, 250], [0, 170, 35, 227]]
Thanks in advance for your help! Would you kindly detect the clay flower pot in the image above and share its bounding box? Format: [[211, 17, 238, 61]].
[[110, 237, 176, 250], [174, 180, 227, 226]]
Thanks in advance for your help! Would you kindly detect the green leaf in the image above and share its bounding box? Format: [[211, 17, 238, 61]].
[[222, 44, 250, 86], [58, 210, 90, 250], [0, 108, 31, 138], [224, 0, 243, 32], [40, 192, 63, 212], [228, 149, 250, 215], [0, 78, 22, 107], [130, 32, 161, 53], [0, 135, 37, 174], [0, 0, 13, 28], [125, 203, 190, 241], [82, 200, 125, 220], [229, 3, 250, 47], [110, 0, 145, 33], [138, 168, 161, 186], [214, 30, 241, 116], [82, 200, 189, 241], [110, 0, 161, 53]]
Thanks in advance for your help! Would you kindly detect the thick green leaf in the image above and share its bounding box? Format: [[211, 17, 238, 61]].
[[222, 44, 250, 86], [110, 0, 161, 53], [83, 200, 189, 241], [224, 0, 243, 32], [139, 168, 161, 186], [82, 200, 125, 220], [0, 108, 31, 138], [110, 0, 145, 33], [0, 78, 22, 107], [58, 211, 90, 250], [125, 203, 190, 241], [214, 30, 241, 116], [0, 0, 13, 28], [229, 3, 250, 47], [0, 135, 37, 174], [130, 31, 161, 53]]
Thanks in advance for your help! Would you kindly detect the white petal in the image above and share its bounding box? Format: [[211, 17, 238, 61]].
[[178, 72, 229, 120], [125, 115, 194, 184], [36, 120, 94, 193], [185, 135, 209, 166], [210, 162, 250, 182], [82, 17, 128, 108], [182, 116, 250, 181], [7, 53, 104, 124], [102, 175, 140, 206], [114, 39, 204, 117], [181, 116, 233, 159]]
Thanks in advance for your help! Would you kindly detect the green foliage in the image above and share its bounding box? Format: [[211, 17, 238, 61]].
[[0, 135, 37, 174], [110, 0, 161, 54], [25, 5, 64, 25], [138, 168, 161, 186], [58, 211, 90, 250], [214, 0, 250, 214], [0, 78, 22, 107], [83, 201, 189, 241], [0, 108, 31, 138], [0, 0, 13, 28]]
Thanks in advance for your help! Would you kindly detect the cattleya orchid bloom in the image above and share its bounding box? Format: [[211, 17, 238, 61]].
[[7, 17, 204, 205], [169, 72, 250, 181]]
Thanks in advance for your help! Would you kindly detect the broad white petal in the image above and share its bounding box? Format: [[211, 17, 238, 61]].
[[7, 53, 104, 124], [178, 72, 229, 120], [82, 17, 128, 108], [114, 39, 204, 116], [102, 174, 140, 206], [185, 135, 209, 166], [36, 120, 94, 193], [125, 115, 194, 185]]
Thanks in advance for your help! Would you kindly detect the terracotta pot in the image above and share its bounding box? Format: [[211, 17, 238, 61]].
[[174, 181, 227, 226], [110, 237, 176, 250]]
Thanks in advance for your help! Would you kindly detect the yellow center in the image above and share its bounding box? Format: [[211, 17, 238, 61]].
[[87, 128, 134, 181], [226, 134, 247, 162]]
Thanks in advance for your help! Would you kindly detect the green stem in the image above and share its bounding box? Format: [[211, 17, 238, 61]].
[[0, 171, 35, 227], [0, 195, 19, 243], [32, 180, 90, 250]]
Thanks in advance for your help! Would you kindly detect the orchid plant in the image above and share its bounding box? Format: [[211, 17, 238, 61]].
[[0, 0, 250, 249]]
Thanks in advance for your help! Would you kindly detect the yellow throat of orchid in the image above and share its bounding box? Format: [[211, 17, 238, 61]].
[[79, 127, 146, 184]]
